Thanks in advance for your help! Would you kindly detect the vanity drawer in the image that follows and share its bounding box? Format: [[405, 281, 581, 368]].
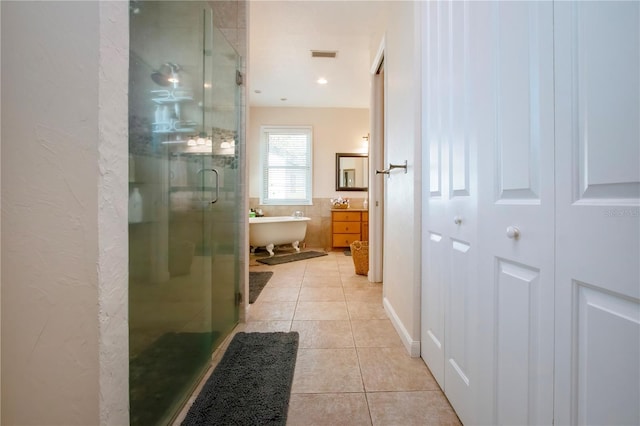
[[333, 222, 360, 233], [332, 211, 361, 222], [333, 233, 360, 248]]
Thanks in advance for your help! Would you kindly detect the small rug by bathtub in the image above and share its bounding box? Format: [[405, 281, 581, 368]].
[[182, 332, 299, 426], [249, 271, 273, 303], [256, 250, 328, 265]]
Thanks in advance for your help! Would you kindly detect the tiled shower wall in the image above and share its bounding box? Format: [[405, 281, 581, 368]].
[[249, 197, 368, 250], [211, 0, 247, 55]]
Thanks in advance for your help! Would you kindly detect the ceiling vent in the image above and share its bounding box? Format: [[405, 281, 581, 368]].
[[311, 50, 338, 59]]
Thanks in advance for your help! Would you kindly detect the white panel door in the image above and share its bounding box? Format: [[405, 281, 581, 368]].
[[421, 1, 479, 423], [476, 2, 556, 424], [421, 0, 447, 389], [554, 2, 640, 425], [443, 3, 479, 424]]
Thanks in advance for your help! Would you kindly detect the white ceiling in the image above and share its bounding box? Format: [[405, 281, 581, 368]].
[[248, 1, 388, 108]]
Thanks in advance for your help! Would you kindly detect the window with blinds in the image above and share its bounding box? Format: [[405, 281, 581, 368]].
[[260, 126, 313, 205]]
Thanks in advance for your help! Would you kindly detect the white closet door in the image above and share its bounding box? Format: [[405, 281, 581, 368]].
[[443, 2, 480, 424], [421, 0, 446, 389], [554, 2, 640, 425], [476, 2, 556, 424], [421, 1, 480, 423]]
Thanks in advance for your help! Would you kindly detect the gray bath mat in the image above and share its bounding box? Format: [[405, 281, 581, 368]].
[[257, 250, 328, 265], [249, 271, 273, 303], [182, 332, 299, 426]]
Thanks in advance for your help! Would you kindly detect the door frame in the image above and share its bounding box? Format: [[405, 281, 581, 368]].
[[368, 37, 385, 283]]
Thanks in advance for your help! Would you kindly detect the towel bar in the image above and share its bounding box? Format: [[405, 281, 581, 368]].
[[376, 160, 408, 175]]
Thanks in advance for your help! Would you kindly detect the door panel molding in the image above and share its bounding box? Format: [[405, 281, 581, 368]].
[[448, 1, 470, 198], [494, 2, 545, 203], [428, 4, 442, 198], [573, 282, 640, 425], [424, 230, 446, 386], [445, 237, 473, 420], [495, 258, 543, 426], [570, 1, 640, 203]]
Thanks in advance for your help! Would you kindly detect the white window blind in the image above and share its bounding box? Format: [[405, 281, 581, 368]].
[[260, 126, 313, 205]]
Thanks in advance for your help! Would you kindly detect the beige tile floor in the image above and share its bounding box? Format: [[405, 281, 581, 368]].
[[176, 249, 461, 426]]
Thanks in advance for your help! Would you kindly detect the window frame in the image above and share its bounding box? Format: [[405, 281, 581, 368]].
[[259, 125, 313, 206]]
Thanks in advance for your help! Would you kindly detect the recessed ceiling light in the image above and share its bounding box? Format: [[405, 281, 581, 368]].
[[254, 89, 262, 94], [280, 97, 288, 101], [317, 78, 328, 85]]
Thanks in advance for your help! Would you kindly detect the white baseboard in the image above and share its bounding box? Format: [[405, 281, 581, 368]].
[[383, 297, 421, 357]]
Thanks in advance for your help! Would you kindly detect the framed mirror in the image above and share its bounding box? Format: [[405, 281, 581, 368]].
[[335, 153, 368, 191]]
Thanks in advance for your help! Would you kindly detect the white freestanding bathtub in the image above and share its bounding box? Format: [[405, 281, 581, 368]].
[[249, 216, 311, 256]]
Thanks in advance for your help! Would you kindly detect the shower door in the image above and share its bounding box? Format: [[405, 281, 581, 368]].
[[128, 2, 241, 425]]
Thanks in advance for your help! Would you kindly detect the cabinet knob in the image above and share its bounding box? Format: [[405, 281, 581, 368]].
[[506, 226, 520, 239], [454, 216, 463, 225]]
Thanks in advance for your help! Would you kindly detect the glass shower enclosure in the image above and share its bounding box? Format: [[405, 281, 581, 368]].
[[128, 2, 241, 424]]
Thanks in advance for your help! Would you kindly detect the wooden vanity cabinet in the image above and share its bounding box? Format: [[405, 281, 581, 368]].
[[331, 210, 368, 248]]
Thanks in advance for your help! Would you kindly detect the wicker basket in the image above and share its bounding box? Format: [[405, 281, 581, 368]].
[[350, 240, 369, 276], [332, 204, 349, 209]]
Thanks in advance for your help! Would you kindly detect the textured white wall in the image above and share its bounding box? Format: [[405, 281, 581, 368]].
[[248, 107, 370, 199], [1, 2, 129, 424], [377, 1, 422, 354], [1, 2, 100, 422], [98, 2, 129, 425]]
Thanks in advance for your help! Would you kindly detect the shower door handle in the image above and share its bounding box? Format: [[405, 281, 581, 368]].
[[209, 168, 219, 204], [196, 168, 220, 204]]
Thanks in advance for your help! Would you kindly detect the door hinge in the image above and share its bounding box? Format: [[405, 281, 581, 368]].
[[236, 70, 244, 86], [235, 292, 243, 305]]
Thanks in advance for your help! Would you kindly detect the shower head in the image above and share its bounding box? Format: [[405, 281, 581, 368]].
[[151, 63, 181, 87], [151, 71, 170, 86]]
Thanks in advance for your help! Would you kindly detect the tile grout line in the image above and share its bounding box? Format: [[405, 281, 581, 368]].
[[343, 251, 390, 425], [344, 254, 375, 425]]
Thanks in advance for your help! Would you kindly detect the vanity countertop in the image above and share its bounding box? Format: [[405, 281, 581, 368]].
[[331, 208, 368, 212]]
